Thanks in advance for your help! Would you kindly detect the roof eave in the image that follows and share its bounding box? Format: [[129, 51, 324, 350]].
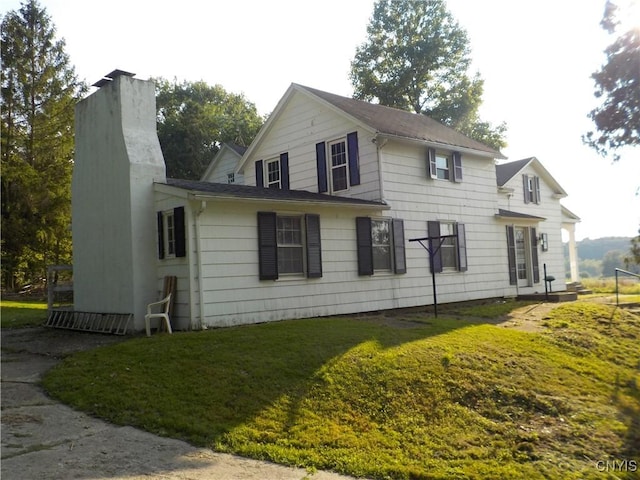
[[188, 192, 390, 210], [376, 133, 506, 159]]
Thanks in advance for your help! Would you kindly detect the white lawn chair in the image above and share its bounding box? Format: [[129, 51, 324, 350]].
[[145, 293, 173, 337]]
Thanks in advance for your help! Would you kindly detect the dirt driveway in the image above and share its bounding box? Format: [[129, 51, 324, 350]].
[[1, 327, 357, 480]]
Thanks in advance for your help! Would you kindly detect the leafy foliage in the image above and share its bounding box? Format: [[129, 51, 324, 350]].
[[1, 0, 86, 290], [584, 1, 640, 160], [155, 79, 263, 180], [350, 0, 506, 150]]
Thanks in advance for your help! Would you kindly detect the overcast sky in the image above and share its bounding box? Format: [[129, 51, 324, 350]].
[[2, 0, 639, 241]]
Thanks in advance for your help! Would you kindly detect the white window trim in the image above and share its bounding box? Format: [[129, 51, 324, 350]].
[[327, 138, 350, 193], [371, 218, 393, 273], [276, 214, 305, 277], [266, 158, 281, 189], [163, 210, 176, 258]]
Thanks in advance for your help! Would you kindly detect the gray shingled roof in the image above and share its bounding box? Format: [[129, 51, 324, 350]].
[[164, 178, 388, 207], [297, 84, 505, 158], [495, 158, 532, 187], [227, 143, 248, 156]]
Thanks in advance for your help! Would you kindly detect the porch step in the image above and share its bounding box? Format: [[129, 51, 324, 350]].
[[565, 282, 593, 295], [45, 309, 132, 335], [517, 291, 578, 302]]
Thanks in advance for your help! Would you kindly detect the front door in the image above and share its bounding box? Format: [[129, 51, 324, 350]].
[[514, 227, 530, 287]]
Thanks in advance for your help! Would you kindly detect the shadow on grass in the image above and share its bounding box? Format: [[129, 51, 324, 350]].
[[42, 315, 468, 450]]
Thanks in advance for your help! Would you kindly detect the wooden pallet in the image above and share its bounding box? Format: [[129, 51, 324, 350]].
[[45, 310, 132, 335]]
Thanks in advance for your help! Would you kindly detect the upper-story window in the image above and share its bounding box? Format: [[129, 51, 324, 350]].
[[329, 139, 349, 192], [227, 173, 235, 184], [523, 174, 541, 204], [266, 158, 281, 188], [428, 148, 463, 183], [316, 131, 361, 194], [255, 153, 289, 190]]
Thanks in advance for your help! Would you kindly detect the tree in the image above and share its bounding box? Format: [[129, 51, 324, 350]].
[[584, 1, 640, 160], [625, 227, 640, 268], [155, 79, 264, 179], [1, 0, 86, 290], [350, 0, 506, 150], [602, 250, 625, 276]]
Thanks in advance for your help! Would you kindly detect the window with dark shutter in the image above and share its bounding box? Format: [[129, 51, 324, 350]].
[[392, 218, 406, 274], [534, 176, 541, 204], [347, 131, 360, 186], [452, 152, 463, 182], [506, 226, 517, 285], [356, 217, 374, 276], [174, 206, 186, 258], [280, 152, 290, 190], [305, 214, 322, 278], [427, 221, 442, 273], [157, 211, 165, 259], [316, 142, 328, 193], [531, 228, 540, 283], [258, 212, 278, 280], [256, 160, 264, 188]]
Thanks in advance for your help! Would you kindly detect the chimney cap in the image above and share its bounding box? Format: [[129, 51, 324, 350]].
[[92, 69, 136, 87]]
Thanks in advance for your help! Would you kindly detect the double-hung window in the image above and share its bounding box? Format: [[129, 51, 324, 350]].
[[255, 153, 290, 189], [316, 131, 361, 193], [427, 220, 468, 273], [356, 217, 406, 275], [276, 216, 304, 275], [257, 212, 322, 280], [428, 148, 463, 182], [165, 212, 176, 256], [266, 158, 281, 188]]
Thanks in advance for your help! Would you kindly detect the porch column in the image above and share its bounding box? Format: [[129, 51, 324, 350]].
[[566, 224, 579, 282]]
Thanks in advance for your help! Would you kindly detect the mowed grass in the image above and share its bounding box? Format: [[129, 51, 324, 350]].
[[43, 303, 640, 480], [1, 299, 48, 328]]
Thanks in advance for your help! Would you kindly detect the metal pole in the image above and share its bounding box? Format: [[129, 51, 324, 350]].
[[544, 263, 548, 301], [616, 268, 619, 307], [431, 261, 438, 318]]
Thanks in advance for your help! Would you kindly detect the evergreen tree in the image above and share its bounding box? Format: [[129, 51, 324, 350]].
[[350, 0, 506, 150], [1, 0, 86, 290], [584, 1, 640, 160], [155, 78, 264, 180]]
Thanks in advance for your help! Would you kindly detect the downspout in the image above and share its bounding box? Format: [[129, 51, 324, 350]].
[[374, 135, 388, 204], [193, 200, 207, 330]]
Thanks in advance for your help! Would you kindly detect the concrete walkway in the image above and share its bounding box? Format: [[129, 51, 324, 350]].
[[1, 327, 357, 480]]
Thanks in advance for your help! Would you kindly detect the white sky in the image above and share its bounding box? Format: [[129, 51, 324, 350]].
[[2, 0, 639, 241]]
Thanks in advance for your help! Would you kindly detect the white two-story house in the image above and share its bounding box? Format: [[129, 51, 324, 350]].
[[72, 74, 579, 331]]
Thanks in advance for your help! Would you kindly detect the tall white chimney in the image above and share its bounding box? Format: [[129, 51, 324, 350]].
[[72, 71, 166, 330]]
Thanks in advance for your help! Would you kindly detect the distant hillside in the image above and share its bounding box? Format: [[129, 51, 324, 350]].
[[564, 237, 632, 260]]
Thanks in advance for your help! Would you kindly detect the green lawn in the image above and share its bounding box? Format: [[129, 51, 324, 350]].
[[42, 302, 639, 480], [1, 299, 48, 328]]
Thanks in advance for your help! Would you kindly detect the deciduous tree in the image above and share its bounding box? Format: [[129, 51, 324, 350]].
[[1, 0, 86, 290], [584, 0, 640, 160], [350, 0, 506, 150], [155, 79, 264, 179]]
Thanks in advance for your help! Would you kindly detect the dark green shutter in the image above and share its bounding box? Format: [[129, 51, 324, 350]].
[[258, 212, 278, 280], [305, 214, 322, 278], [356, 217, 373, 276], [174, 206, 186, 258], [456, 223, 467, 272], [316, 142, 328, 193], [506, 226, 517, 285], [256, 160, 264, 188], [157, 211, 165, 259], [392, 218, 406, 274], [347, 131, 360, 186], [428, 221, 442, 273], [531, 228, 540, 283]]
